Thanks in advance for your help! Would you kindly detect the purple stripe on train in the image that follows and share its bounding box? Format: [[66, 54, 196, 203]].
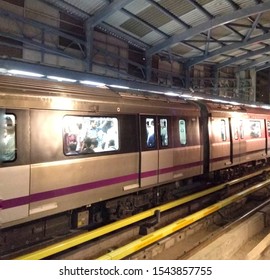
[[1, 173, 138, 209], [2, 148, 264, 210]]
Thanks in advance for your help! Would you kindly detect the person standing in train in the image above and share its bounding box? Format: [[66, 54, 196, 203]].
[[1, 116, 15, 162]]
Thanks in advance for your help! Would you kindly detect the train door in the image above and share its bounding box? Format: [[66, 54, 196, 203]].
[[157, 117, 173, 183], [0, 109, 30, 224], [209, 117, 231, 171], [140, 115, 158, 187], [139, 116, 173, 187], [230, 117, 244, 165]]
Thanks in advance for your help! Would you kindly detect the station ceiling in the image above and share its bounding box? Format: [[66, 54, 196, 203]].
[[41, 0, 270, 72], [2, 0, 270, 98]]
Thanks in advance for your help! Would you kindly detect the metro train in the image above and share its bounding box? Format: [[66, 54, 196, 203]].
[[1, 75, 270, 255]]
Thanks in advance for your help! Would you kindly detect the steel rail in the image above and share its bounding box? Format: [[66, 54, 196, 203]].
[[178, 197, 270, 259], [97, 179, 270, 260]]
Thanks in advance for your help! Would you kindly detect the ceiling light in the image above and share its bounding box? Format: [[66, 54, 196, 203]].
[[80, 80, 106, 87], [8, 69, 44, 77], [164, 92, 179, 97], [109, 85, 130, 89], [47, 76, 76, 83]]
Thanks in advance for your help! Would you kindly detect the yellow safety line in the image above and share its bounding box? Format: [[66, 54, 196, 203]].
[[14, 167, 270, 260], [97, 179, 270, 260]]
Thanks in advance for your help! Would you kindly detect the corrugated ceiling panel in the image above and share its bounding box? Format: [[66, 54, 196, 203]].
[[244, 45, 267, 52], [64, 0, 107, 15], [157, 0, 194, 17], [182, 49, 203, 58], [197, 0, 214, 5], [109, 0, 172, 41], [137, 6, 172, 29], [171, 44, 202, 57], [233, 0, 260, 8], [120, 18, 152, 38], [210, 26, 232, 40], [208, 55, 230, 63], [159, 21, 187, 36], [203, 0, 234, 17], [258, 11, 270, 25], [236, 58, 263, 66], [105, 11, 130, 27], [171, 43, 193, 55], [249, 29, 264, 39], [249, 54, 268, 60], [180, 10, 210, 29], [125, 0, 151, 14], [260, 39, 270, 45], [224, 49, 246, 56], [218, 32, 243, 42], [141, 31, 166, 45], [245, 42, 270, 51]]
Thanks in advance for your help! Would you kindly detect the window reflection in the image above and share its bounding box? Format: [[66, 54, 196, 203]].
[[1, 114, 16, 162], [146, 118, 155, 148], [160, 118, 168, 147], [179, 119, 187, 145], [63, 116, 119, 155], [221, 119, 226, 141], [250, 120, 261, 138]]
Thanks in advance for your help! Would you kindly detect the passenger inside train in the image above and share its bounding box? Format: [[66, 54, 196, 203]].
[[1, 114, 16, 162], [63, 116, 119, 155]]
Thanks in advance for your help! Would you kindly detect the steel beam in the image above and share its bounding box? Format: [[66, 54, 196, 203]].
[[146, 2, 270, 57], [187, 31, 270, 68], [238, 55, 270, 71], [256, 62, 270, 72], [215, 45, 270, 70]]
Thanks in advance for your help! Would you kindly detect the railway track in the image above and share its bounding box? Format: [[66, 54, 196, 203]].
[[134, 196, 270, 260], [6, 167, 270, 260], [98, 181, 270, 260]]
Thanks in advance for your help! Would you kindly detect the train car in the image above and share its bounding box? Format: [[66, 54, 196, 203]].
[[201, 100, 270, 179], [0, 76, 202, 254], [1, 75, 270, 255]]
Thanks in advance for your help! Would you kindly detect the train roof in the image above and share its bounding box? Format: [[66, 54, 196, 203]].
[[1, 75, 270, 117], [197, 98, 270, 116], [0, 75, 200, 115], [0, 75, 191, 104]]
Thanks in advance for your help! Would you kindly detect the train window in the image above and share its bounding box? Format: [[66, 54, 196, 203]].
[[239, 120, 244, 139], [249, 120, 261, 138], [267, 121, 270, 137], [160, 118, 168, 147], [221, 119, 227, 141], [63, 116, 119, 155], [233, 119, 244, 140], [0, 113, 16, 162], [234, 125, 239, 140], [146, 117, 156, 148], [179, 119, 187, 145]]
